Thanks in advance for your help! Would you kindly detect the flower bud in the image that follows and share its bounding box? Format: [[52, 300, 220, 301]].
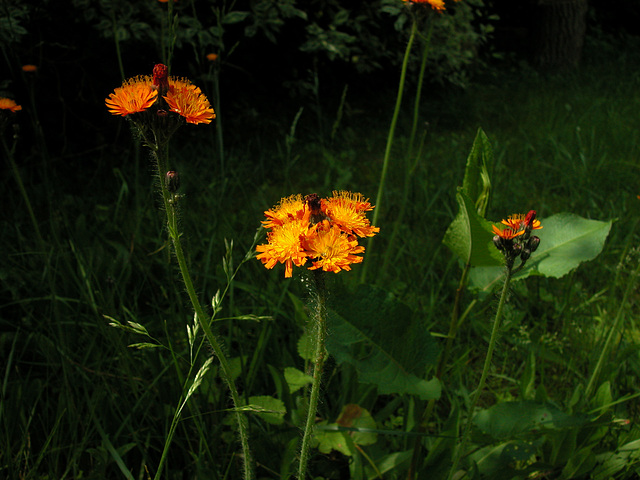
[[165, 170, 180, 193], [527, 236, 541, 253]]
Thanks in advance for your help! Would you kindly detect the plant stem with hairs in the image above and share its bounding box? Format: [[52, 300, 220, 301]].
[[298, 270, 328, 480], [151, 142, 254, 480]]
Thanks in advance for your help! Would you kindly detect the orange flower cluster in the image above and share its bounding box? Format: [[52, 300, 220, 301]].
[[257, 191, 380, 278], [492, 210, 542, 268], [105, 64, 214, 125]]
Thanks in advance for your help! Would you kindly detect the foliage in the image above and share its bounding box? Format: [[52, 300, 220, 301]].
[[1, 3, 640, 480]]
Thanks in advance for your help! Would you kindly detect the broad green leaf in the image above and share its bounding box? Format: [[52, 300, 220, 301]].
[[336, 404, 377, 446], [474, 401, 592, 440], [462, 127, 493, 217], [246, 395, 286, 425], [284, 367, 313, 394], [312, 420, 352, 456], [469, 213, 612, 292], [442, 190, 503, 267], [326, 283, 440, 400]]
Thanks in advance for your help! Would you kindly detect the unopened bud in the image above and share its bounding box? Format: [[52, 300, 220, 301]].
[[527, 236, 541, 253], [520, 248, 531, 262], [165, 170, 180, 193]]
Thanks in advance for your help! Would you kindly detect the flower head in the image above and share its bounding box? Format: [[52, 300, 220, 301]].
[[164, 78, 215, 124], [403, 0, 459, 11], [257, 191, 379, 278], [22, 64, 37, 73], [206, 53, 219, 62], [105, 76, 157, 117], [0, 98, 22, 113], [302, 221, 365, 274]]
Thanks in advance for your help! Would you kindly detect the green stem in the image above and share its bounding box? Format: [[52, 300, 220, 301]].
[[152, 144, 254, 480], [298, 271, 328, 480], [448, 266, 513, 480], [407, 22, 433, 157], [360, 20, 417, 283]]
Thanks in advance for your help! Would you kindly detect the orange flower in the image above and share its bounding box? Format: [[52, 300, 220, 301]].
[[403, 0, 460, 11], [105, 76, 157, 116], [491, 224, 523, 240], [302, 221, 365, 274], [206, 53, 219, 62], [22, 64, 37, 73], [164, 78, 215, 124], [0, 98, 22, 113], [323, 190, 380, 238], [257, 191, 378, 278], [256, 219, 310, 278]]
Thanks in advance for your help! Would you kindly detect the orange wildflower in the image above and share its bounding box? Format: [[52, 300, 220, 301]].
[[323, 190, 380, 238], [105, 76, 157, 116], [256, 219, 310, 278], [302, 221, 365, 274], [403, 0, 460, 11], [22, 64, 37, 72], [0, 98, 22, 113], [206, 53, 219, 62], [164, 78, 215, 124]]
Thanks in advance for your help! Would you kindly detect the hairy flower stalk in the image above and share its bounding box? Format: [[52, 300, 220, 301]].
[[257, 192, 378, 479], [106, 65, 253, 480], [448, 211, 541, 480]]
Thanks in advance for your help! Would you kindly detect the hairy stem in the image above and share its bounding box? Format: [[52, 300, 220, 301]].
[[153, 144, 253, 480], [298, 271, 328, 480]]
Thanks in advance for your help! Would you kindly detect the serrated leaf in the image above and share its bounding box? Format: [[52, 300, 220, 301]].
[[469, 213, 613, 292], [443, 190, 503, 267], [284, 367, 313, 393], [247, 395, 286, 425], [326, 284, 440, 400]]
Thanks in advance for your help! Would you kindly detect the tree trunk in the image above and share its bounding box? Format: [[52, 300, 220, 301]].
[[532, 0, 588, 71]]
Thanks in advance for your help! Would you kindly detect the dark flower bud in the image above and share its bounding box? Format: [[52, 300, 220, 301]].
[[493, 235, 505, 251], [520, 248, 531, 262], [527, 236, 541, 253], [165, 170, 180, 193]]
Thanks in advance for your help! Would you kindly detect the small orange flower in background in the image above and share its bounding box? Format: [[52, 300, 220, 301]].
[[22, 64, 38, 73], [403, 0, 460, 12], [257, 191, 379, 278], [206, 53, 219, 62], [105, 64, 215, 124], [0, 98, 22, 113]]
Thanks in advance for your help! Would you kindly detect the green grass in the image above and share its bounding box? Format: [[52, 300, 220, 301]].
[[2, 35, 640, 479]]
